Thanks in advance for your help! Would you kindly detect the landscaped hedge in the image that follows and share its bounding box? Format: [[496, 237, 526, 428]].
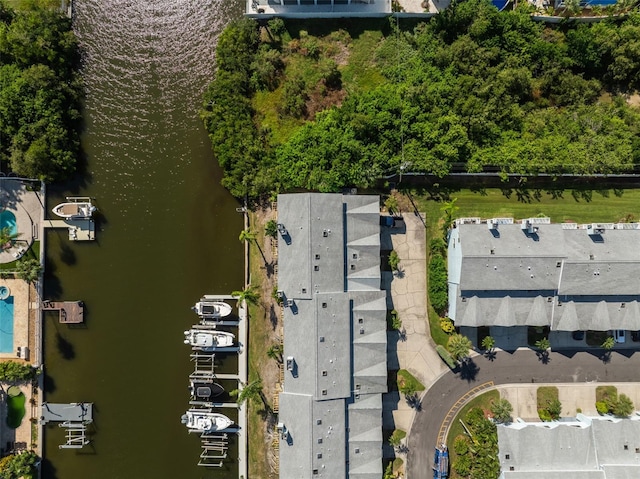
[[428, 253, 448, 315], [436, 345, 456, 369]]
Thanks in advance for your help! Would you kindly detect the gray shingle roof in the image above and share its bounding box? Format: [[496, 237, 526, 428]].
[[498, 418, 640, 479], [449, 221, 640, 329], [277, 194, 386, 479]]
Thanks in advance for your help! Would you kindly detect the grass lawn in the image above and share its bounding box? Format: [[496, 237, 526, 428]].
[[537, 386, 559, 409], [6, 391, 25, 429], [246, 212, 276, 479], [596, 385, 618, 403], [396, 369, 425, 394], [446, 389, 500, 478]]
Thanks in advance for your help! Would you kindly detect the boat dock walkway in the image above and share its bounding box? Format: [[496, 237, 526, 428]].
[[40, 402, 93, 425], [44, 219, 95, 241], [42, 300, 84, 324]]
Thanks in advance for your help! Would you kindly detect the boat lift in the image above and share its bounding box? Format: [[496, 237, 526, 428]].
[[198, 432, 230, 467], [40, 402, 93, 449], [58, 421, 90, 449]]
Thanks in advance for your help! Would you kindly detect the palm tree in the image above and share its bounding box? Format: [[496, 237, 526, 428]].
[[440, 198, 459, 233], [231, 285, 260, 307], [601, 336, 615, 351], [231, 377, 269, 410], [267, 344, 283, 363], [238, 228, 257, 243], [15, 258, 42, 284], [613, 393, 634, 417], [447, 333, 473, 362], [490, 398, 513, 424], [481, 335, 495, 352], [535, 337, 550, 352], [0, 227, 20, 249]]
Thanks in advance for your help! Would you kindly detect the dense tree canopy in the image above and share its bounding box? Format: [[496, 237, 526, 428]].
[[206, 4, 640, 198], [0, 3, 81, 181]]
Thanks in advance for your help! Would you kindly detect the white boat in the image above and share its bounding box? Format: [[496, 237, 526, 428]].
[[181, 409, 232, 433], [192, 300, 232, 319], [52, 201, 96, 219], [183, 329, 234, 351]]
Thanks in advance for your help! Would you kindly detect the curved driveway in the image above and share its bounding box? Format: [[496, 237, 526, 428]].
[[407, 348, 640, 479]]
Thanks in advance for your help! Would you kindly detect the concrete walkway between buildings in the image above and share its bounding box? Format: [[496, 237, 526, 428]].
[[381, 212, 447, 442]]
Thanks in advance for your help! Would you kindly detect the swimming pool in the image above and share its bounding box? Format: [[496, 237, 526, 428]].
[[0, 296, 14, 353], [0, 210, 17, 237]]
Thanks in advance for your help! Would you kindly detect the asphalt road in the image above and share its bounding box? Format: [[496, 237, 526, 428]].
[[407, 348, 640, 479]]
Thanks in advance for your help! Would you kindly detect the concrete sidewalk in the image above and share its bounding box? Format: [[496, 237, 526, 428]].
[[499, 382, 640, 421], [381, 212, 447, 437]]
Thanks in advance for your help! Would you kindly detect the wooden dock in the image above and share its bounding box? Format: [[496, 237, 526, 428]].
[[43, 301, 84, 324], [43, 219, 95, 241]]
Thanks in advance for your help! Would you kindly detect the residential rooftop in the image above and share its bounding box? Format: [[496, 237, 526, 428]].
[[277, 193, 386, 479], [498, 416, 640, 479], [448, 219, 640, 330]]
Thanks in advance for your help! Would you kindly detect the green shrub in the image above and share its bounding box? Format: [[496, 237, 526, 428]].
[[428, 254, 448, 315], [436, 345, 456, 369], [547, 398, 562, 420], [278, 75, 308, 118], [388, 250, 400, 271], [429, 237, 446, 255], [596, 401, 609, 415], [440, 317, 455, 334], [538, 408, 552, 422], [389, 309, 402, 330], [453, 454, 471, 476], [453, 436, 469, 455]]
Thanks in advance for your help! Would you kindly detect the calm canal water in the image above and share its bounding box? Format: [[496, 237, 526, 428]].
[[42, 1, 244, 477]]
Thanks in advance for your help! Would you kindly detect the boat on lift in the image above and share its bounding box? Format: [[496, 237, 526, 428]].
[[52, 198, 96, 219], [189, 380, 225, 400], [191, 300, 232, 319], [181, 409, 233, 433], [183, 329, 234, 351]]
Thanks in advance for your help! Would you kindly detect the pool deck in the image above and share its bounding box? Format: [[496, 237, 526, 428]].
[[0, 279, 32, 361], [0, 179, 44, 265]]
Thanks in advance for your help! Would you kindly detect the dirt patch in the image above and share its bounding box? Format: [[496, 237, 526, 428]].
[[306, 83, 347, 121]]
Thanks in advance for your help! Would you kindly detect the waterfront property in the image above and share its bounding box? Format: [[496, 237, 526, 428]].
[[276, 193, 387, 478], [497, 415, 640, 478], [448, 218, 640, 344]]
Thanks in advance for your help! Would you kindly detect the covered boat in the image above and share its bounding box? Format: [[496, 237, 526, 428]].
[[192, 300, 232, 319], [52, 201, 96, 219], [183, 329, 234, 351], [189, 381, 225, 400], [181, 409, 232, 433]]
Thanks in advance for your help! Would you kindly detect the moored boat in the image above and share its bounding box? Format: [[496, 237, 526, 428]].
[[52, 200, 96, 219], [183, 329, 234, 351], [189, 381, 225, 400], [191, 300, 232, 319], [180, 409, 232, 433]]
